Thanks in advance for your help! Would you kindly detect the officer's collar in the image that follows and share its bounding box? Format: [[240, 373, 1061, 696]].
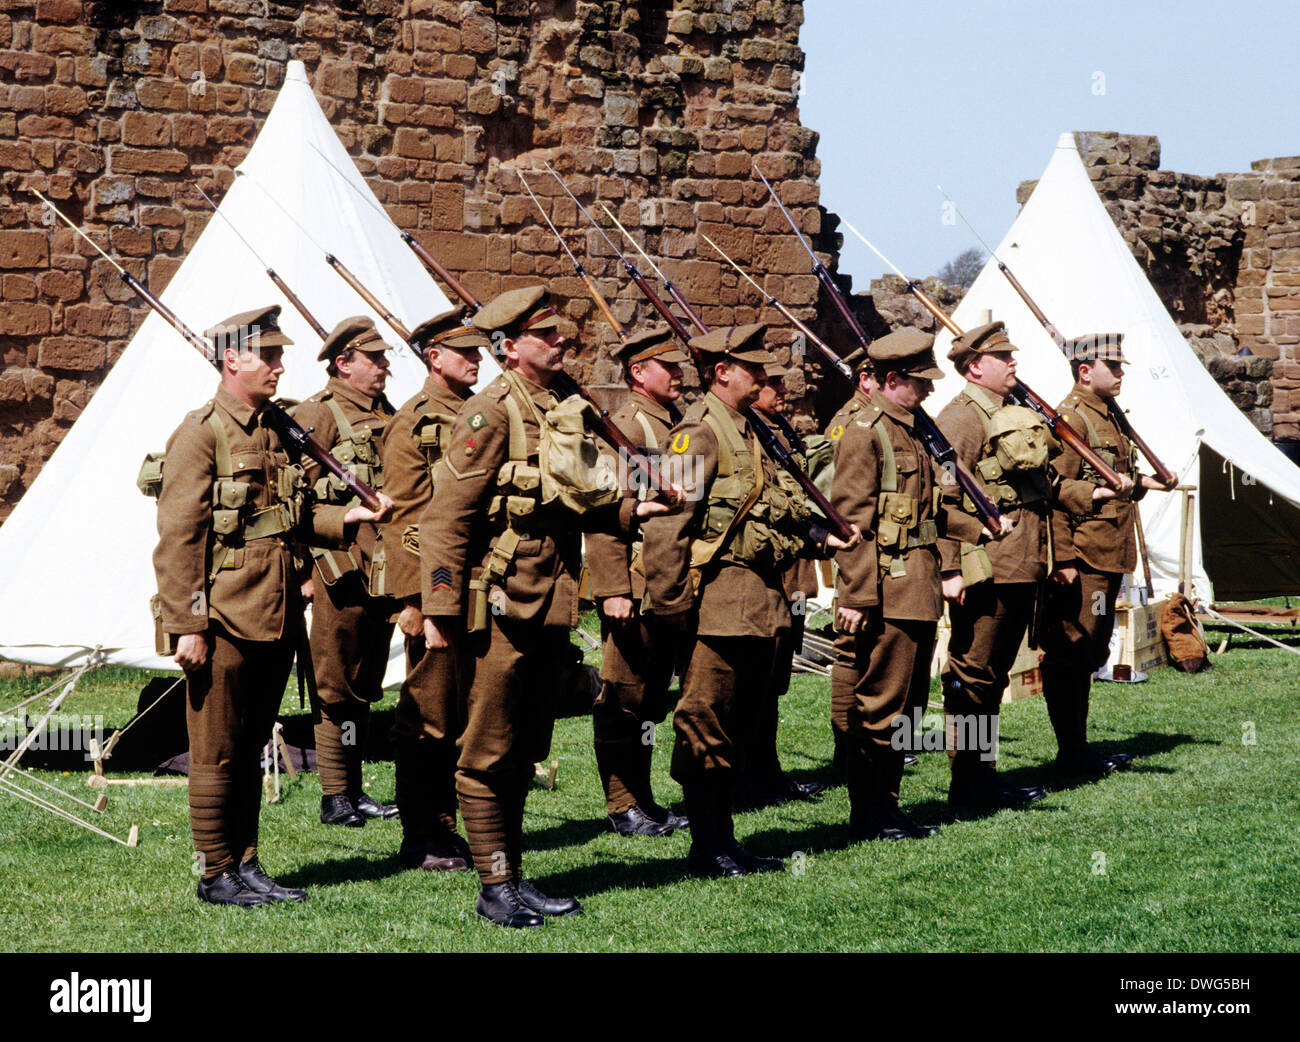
[[964, 381, 1004, 412], [630, 390, 675, 424], [214, 384, 259, 429], [423, 373, 470, 409], [871, 388, 915, 428], [704, 390, 749, 431], [328, 375, 388, 413], [1071, 382, 1108, 411]]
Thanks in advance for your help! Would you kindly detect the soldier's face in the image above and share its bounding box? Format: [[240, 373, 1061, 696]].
[[507, 329, 565, 383], [338, 348, 390, 397], [632, 357, 681, 404], [972, 350, 1018, 395], [883, 372, 931, 409], [727, 359, 767, 408], [432, 344, 481, 395], [1082, 358, 1124, 396], [226, 343, 284, 404], [755, 377, 785, 415]]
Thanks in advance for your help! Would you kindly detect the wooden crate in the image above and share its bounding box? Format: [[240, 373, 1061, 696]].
[[1112, 597, 1169, 673]]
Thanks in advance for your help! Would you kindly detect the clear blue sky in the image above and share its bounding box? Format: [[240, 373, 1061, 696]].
[[800, 0, 1299, 288]]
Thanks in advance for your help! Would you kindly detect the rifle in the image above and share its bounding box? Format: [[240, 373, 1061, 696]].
[[33, 190, 382, 510], [843, 219, 1127, 493], [936, 186, 1177, 489], [302, 154, 676, 501], [753, 173, 1008, 534], [233, 170, 424, 360], [546, 167, 857, 542], [196, 184, 329, 340]]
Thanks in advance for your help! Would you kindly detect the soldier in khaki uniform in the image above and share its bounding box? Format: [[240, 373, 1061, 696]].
[[421, 286, 668, 927], [742, 363, 826, 806], [382, 308, 486, 870], [830, 329, 997, 841], [152, 305, 390, 906], [644, 324, 855, 879], [584, 325, 692, 837], [292, 317, 399, 828], [934, 321, 1100, 808], [824, 357, 879, 767], [1043, 334, 1168, 775]]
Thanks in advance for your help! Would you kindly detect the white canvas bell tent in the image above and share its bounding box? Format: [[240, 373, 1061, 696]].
[[0, 60, 499, 678], [926, 132, 1300, 602]]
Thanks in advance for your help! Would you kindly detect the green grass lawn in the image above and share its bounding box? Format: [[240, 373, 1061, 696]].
[[1, 630, 1297, 953]]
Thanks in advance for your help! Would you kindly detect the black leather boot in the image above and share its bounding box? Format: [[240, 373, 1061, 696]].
[[475, 882, 545, 928], [197, 868, 269, 907], [515, 879, 583, 916], [320, 793, 365, 827], [237, 859, 307, 902]]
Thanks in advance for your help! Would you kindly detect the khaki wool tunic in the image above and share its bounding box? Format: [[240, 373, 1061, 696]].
[[290, 376, 394, 580], [420, 372, 637, 625], [934, 381, 1093, 582], [1050, 384, 1141, 575], [832, 391, 985, 622], [153, 385, 349, 643], [642, 392, 793, 638], [379, 377, 468, 602], [585, 390, 679, 603]]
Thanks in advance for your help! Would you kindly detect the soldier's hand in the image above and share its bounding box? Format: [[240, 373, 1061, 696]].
[[836, 605, 864, 634], [602, 595, 635, 625], [634, 497, 675, 519], [174, 632, 209, 673], [1051, 566, 1079, 586], [423, 616, 453, 649], [397, 603, 423, 638], [300, 577, 315, 603], [1091, 485, 1116, 503], [994, 516, 1015, 539], [1115, 473, 1135, 494], [345, 492, 395, 525], [941, 573, 966, 605], [826, 523, 861, 552]]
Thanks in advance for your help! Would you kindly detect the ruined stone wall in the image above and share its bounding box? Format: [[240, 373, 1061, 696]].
[[1019, 131, 1300, 441], [0, 0, 856, 521]]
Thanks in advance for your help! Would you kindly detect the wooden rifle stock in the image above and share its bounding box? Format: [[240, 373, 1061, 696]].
[[325, 254, 412, 342], [266, 269, 327, 340], [996, 262, 1178, 489]]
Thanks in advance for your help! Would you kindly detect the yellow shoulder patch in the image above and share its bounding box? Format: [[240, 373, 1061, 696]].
[[671, 432, 691, 454], [829, 424, 845, 440]]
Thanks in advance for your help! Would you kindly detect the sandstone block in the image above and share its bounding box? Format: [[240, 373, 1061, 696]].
[[0, 230, 49, 269], [37, 335, 103, 370]]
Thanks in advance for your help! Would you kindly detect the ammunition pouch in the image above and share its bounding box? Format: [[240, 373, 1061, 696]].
[[136, 453, 165, 499], [960, 541, 995, 587], [150, 594, 177, 656], [969, 455, 1047, 511], [413, 402, 457, 483], [313, 397, 385, 504]]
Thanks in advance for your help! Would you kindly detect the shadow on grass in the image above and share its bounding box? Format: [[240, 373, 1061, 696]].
[[282, 851, 409, 889]]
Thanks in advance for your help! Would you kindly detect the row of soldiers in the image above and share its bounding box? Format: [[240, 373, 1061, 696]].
[[151, 282, 1163, 925]]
